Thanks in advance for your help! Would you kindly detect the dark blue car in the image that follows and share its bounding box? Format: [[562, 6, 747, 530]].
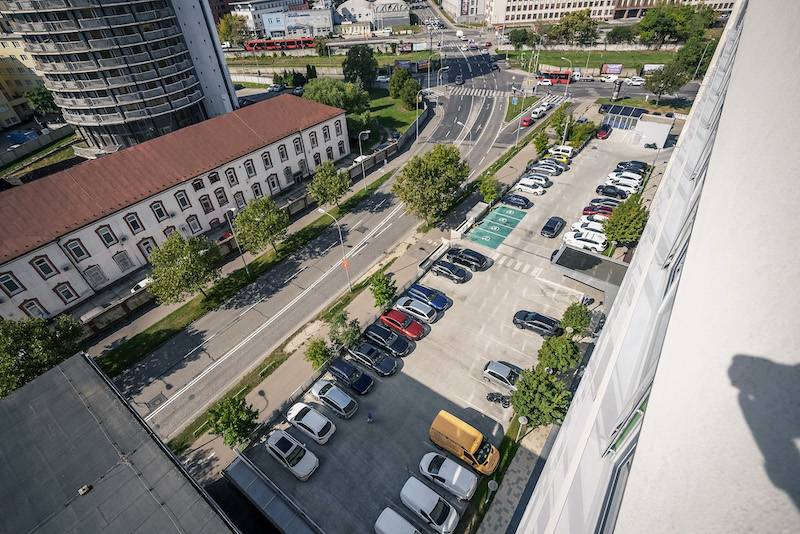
[[328, 358, 374, 395], [406, 283, 448, 312]]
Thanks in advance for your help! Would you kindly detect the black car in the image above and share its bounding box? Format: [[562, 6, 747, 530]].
[[491, 64, 500, 71], [616, 160, 648, 171], [595, 185, 629, 199], [590, 197, 623, 208], [431, 260, 468, 283], [348, 341, 398, 376], [512, 311, 563, 337], [541, 216, 566, 238], [445, 247, 489, 271], [502, 194, 533, 209], [363, 323, 411, 357], [328, 358, 374, 395]]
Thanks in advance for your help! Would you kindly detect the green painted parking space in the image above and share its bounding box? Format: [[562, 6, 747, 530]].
[[466, 205, 528, 249], [467, 227, 505, 249], [491, 206, 526, 222], [478, 220, 514, 237]]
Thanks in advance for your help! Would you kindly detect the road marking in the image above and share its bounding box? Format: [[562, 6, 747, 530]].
[[321, 243, 335, 255], [283, 265, 308, 284]]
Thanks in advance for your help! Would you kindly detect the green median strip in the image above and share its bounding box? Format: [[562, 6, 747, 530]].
[[505, 95, 540, 122]]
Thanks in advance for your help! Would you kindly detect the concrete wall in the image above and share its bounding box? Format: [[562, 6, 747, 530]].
[[0, 124, 74, 169]]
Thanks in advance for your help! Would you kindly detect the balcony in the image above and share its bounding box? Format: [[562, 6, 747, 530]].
[[14, 19, 80, 33], [150, 43, 187, 60], [54, 94, 116, 108], [134, 8, 174, 23], [157, 59, 192, 77], [142, 26, 179, 42], [112, 34, 145, 46], [37, 58, 98, 73], [46, 77, 108, 91], [148, 102, 171, 115], [26, 40, 90, 53], [124, 108, 150, 120], [116, 85, 165, 103], [97, 52, 150, 69], [64, 109, 125, 125]]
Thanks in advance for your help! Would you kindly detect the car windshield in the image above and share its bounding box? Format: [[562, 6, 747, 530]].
[[428, 455, 446, 475], [349, 369, 361, 382], [401, 315, 412, 327], [286, 445, 306, 467], [475, 437, 493, 464], [508, 369, 520, 385], [430, 498, 450, 525], [296, 406, 311, 420]]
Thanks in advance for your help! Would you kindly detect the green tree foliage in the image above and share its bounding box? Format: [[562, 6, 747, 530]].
[[605, 25, 638, 44], [346, 111, 377, 141], [508, 28, 530, 50], [672, 4, 715, 41], [326, 311, 361, 350], [388, 67, 412, 98], [314, 36, 329, 56], [274, 70, 307, 87], [550, 9, 598, 45], [305, 64, 318, 80], [392, 144, 469, 225], [568, 121, 597, 148], [342, 44, 378, 86], [511, 368, 572, 427], [233, 197, 289, 254], [24, 85, 59, 116], [0, 315, 84, 398], [478, 175, 501, 204], [208, 396, 259, 447], [549, 107, 570, 141], [305, 337, 332, 369], [561, 302, 592, 338], [399, 77, 422, 111], [307, 161, 350, 208], [602, 193, 649, 246], [674, 35, 718, 78], [537, 336, 581, 374], [638, 4, 714, 48], [149, 233, 221, 303], [368, 271, 397, 311], [534, 131, 550, 155], [216, 14, 248, 47], [645, 61, 689, 103], [303, 77, 369, 114]]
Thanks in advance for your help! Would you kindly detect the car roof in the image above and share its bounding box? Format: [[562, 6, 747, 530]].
[[384, 308, 407, 321], [486, 360, 517, 376], [267, 430, 296, 452], [400, 477, 438, 509], [287, 402, 327, 431]]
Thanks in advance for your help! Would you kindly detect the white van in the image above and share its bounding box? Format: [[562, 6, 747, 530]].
[[519, 175, 552, 188], [548, 145, 575, 158], [374, 507, 421, 534]]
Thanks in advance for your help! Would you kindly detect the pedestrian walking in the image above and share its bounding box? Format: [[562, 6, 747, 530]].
[[366, 411, 374, 424]]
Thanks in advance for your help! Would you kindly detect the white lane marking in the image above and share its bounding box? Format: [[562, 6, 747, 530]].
[[321, 243, 335, 255], [522, 264, 531, 274], [283, 265, 308, 284]]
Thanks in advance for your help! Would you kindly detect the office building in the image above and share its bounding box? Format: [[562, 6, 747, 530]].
[[262, 6, 334, 38], [0, 28, 41, 128], [613, 0, 736, 19], [0, 0, 238, 158], [511, 1, 800, 532], [230, 0, 306, 35]]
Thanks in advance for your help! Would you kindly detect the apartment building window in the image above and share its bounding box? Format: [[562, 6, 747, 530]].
[[199, 194, 214, 214], [326, 147, 334, 160], [83, 265, 108, 289], [252, 182, 263, 198], [20, 298, 48, 318], [595, 443, 637, 534], [225, 168, 238, 186], [64, 239, 90, 262], [209, 218, 221, 228], [310, 131, 318, 148], [283, 166, 293, 183], [186, 215, 202, 234], [244, 159, 256, 178], [335, 119, 342, 136], [234, 191, 246, 209], [262, 151, 273, 169], [278, 144, 288, 161], [313, 153, 321, 166], [214, 187, 229, 206], [323, 126, 330, 142], [0, 272, 24, 296], [293, 137, 303, 155], [30, 256, 58, 280], [174, 190, 191, 210], [192, 178, 205, 191], [164, 226, 176, 237], [338, 140, 345, 155], [95, 225, 118, 247], [137, 237, 157, 258], [124, 213, 144, 234], [112, 251, 135, 272], [208, 172, 220, 184], [267, 173, 280, 194], [54, 282, 79, 304], [151, 201, 168, 221]]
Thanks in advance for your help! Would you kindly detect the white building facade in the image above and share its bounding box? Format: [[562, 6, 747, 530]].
[[230, 0, 307, 35], [262, 8, 335, 38]]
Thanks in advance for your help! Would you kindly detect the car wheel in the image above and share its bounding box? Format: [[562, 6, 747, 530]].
[[515, 322, 523, 330]]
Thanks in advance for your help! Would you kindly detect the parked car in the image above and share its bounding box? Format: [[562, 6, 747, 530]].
[[563, 230, 608, 253], [130, 277, 153, 294], [268, 83, 285, 92], [482, 360, 521, 392], [589, 197, 623, 209], [376, 75, 391, 83], [310, 379, 358, 419], [625, 76, 645, 86], [480, 48, 489, 55], [596, 124, 612, 139], [596, 184, 629, 199], [395, 296, 438, 323], [540, 216, 566, 238], [571, 219, 606, 234], [543, 154, 571, 165], [582, 204, 615, 216], [445, 247, 489, 271], [526, 164, 561, 176], [519, 175, 552, 189], [520, 116, 533, 127], [602, 180, 639, 195], [513, 181, 546, 196], [265, 430, 319, 480], [609, 169, 645, 181], [430, 260, 469, 283], [363, 323, 411, 357], [501, 194, 533, 209], [400, 477, 460, 534], [537, 79, 552, 86], [328, 357, 374, 395], [484, 41, 492, 47], [380, 309, 425, 340], [577, 214, 609, 226], [419, 453, 479, 501], [512, 311, 563, 336], [599, 74, 618, 83], [348, 341, 398, 376], [616, 160, 648, 171], [374, 508, 421, 534], [460, 44, 469, 51], [454, 74, 464, 85], [491, 63, 500, 71], [406, 283, 448, 312], [540, 158, 568, 171], [291, 86, 304, 96], [286, 402, 336, 444]]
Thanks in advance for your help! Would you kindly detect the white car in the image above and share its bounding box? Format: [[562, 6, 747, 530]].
[[287, 402, 336, 444], [460, 44, 468, 51], [625, 76, 645, 86], [265, 430, 319, 481], [599, 75, 618, 83], [564, 230, 607, 253], [394, 296, 438, 323], [480, 48, 489, 55], [376, 75, 391, 83], [130, 277, 153, 294], [578, 214, 609, 225], [513, 181, 546, 196], [603, 180, 639, 194], [571, 220, 606, 234], [419, 452, 478, 501], [400, 477, 460, 534], [519, 175, 552, 188], [537, 79, 552, 86], [310, 379, 358, 419], [609, 170, 644, 181]]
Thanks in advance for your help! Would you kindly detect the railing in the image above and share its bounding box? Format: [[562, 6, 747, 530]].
[[37, 58, 97, 72], [64, 110, 124, 125], [150, 43, 187, 60], [113, 34, 144, 46], [142, 26, 179, 42], [46, 78, 108, 91], [148, 102, 171, 114], [26, 40, 90, 53], [134, 7, 174, 23], [17, 19, 80, 32], [124, 108, 150, 120], [54, 94, 116, 108]]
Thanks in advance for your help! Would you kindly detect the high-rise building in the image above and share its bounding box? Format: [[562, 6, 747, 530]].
[[509, 1, 800, 533], [0, 0, 238, 158], [0, 27, 41, 128]]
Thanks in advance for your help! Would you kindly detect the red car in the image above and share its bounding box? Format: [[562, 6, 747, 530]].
[[596, 124, 612, 139], [484, 41, 492, 48], [380, 309, 424, 340], [520, 116, 533, 127], [582, 204, 615, 216]]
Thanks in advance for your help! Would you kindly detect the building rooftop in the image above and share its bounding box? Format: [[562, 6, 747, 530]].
[[0, 94, 344, 264], [0, 354, 237, 534]]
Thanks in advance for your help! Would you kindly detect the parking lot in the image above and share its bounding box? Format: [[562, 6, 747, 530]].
[[243, 137, 663, 534]]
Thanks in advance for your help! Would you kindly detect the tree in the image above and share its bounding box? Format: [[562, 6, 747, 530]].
[[149, 233, 221, 303], [346, 110, 377, 141], [305, 64, 318, 80], [606, 25, 638, 44], [672, 4, 715, 42], [534, 131, 549, 155], [675, 35, 718, 78], [303, 77, 369, 114], [305, 337, 332, 369], [399, 77, 422, 111], [561, 302, 591, 339], [549, 107, 570, 141], [392, 144, 469, 225], [208, 396, 259, 448], [307, 161, 350, 208], [602, 193, 649, 246], [553, 9, 598, 45], [478, 175, 500, 204], [216, 14, 248, 47], [368, 271, 397, 311], [645, 61, 689, 104], [0, 315, 83, 398], [291, 70, 308, 87], [508, 28, 529, 50], [233, 197, 289, 254], [342, 45, 378, 87], [637, 6, 679, 48], [388, 67, 412, 99], [537, 336, 581, 374], [511, 368, 572, 427], [314, 36, 329, 57], [24, 85, 59, 117], [326, 311, 361, 350]]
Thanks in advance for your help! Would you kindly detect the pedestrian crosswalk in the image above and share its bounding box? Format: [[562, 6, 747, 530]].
[[450, 87, 511, 98], [489, 252, 545, 279]]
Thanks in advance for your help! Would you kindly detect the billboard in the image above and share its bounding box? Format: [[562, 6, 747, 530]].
[[417, 59, 431, 72], [601, 63, 623, 75], [642, 63, 665, 73], [395, 60, 412, 70], [398, 42, 413, 53]]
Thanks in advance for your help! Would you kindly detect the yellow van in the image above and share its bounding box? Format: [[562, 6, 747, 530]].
[[429, 410, 499, 475]]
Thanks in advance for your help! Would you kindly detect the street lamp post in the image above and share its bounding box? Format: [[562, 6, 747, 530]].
[[317, 207, 352, 292], [224, 208, 250, 279], [560, 56, 573, 97], [415, 89, 424, 140], [357, 129, 371, 183]]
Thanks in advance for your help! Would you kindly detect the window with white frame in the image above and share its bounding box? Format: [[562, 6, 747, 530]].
[[309, 131, 318, 148], [234, 191, 246, 209], [225, 168, 238, 186], [338, 140, 345, 155], [208, 172, 220, 184], [252, 182, 263, 198], [313, 153, 321, 166], [164, 226, 176, 236], [124, 213, 144, 234], [113, 250, 135, 272], [0, 272, 24, 296], [267, 173, 279, 194], [30, 256, 57, 279], [95, 225, 117, 247], [151, 201, 168, 221], [54, 282, 78, 303], [293, 138, 303, 155], [244, 159, 256, 178], [278, 144, 288, 161], [192, 178, 205, 191], [65, 239, 90, 261], [21, 298, 47, 318], [326, 146, 333, 160], [199, 194, 214, 214], [175, 190, 191, 210], [137, 237, 157, 258], [214, 187, 229, 207], [323, 125, 330, 142], [83, 265, 108, 288], [262, 151, 273, 169], [186, 215, 202, 234], [335, 119, 342, 136]]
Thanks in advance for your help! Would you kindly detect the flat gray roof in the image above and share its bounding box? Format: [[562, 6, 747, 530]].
[[0, 355, 237, 534]]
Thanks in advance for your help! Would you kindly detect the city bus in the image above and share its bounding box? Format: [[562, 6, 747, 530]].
[[537, 70, 573, 85], [244, 37, 315, 52]]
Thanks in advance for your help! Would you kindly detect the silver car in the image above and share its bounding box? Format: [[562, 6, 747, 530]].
[[287, 402, 336, 444], [395, 296, 438, 323], [310, 379, 358, 419], [419, 452, 478, 500], [265, 430, 319, 481], [482, 360, 522, 392]]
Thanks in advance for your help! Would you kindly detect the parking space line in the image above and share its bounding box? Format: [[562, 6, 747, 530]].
[[522, 264, 531, 274], [450, 393, 495, 420]]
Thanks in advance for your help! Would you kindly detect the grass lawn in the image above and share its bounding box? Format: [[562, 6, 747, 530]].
[[506, 49, 677, 71], [0, 133, 77, 178], [595, 96, 692, 114], [505, 95, 540, 122], [226, 52, 440, 69], [369, 88, 418, 135], [235, 81, 269, 89]]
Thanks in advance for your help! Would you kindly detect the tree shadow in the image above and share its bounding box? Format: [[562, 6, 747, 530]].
[[346, 191, 394, 216]]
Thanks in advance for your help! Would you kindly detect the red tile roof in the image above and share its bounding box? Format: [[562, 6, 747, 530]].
[[0, 95, 344, 264]]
